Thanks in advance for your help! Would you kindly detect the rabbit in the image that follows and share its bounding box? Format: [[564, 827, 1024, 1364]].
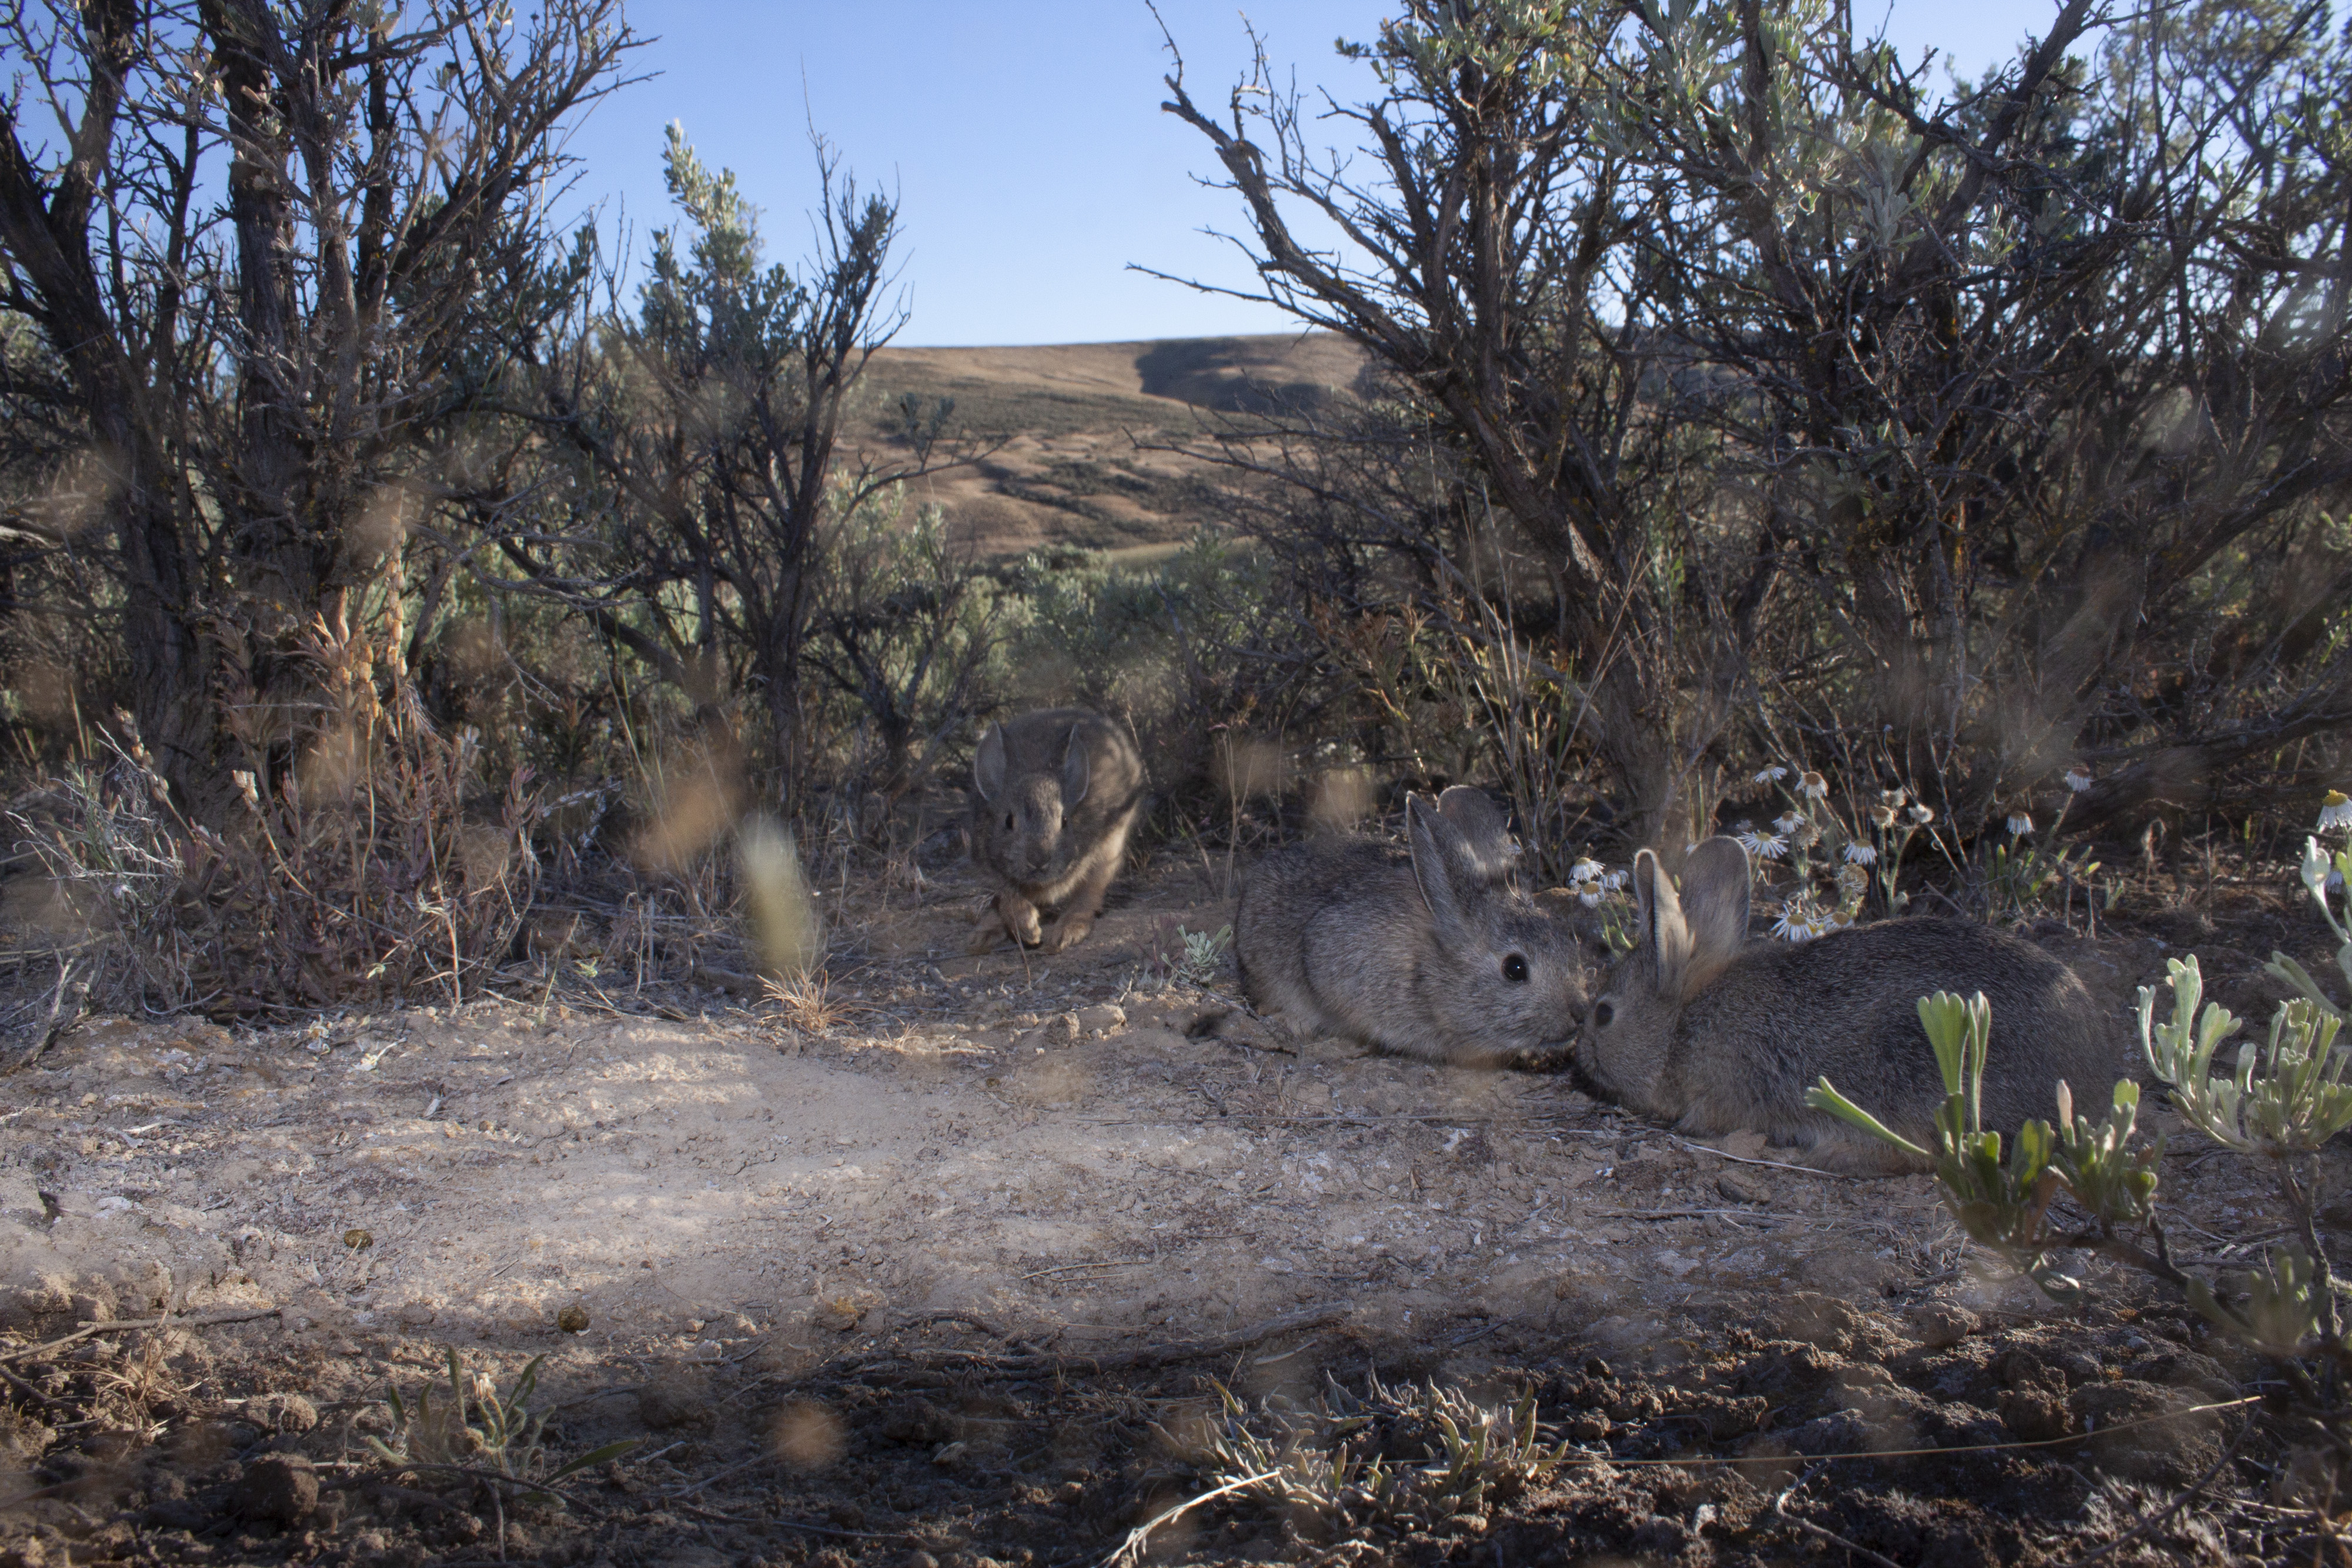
[[1574, 835, 2132, 1171], [1236, 787, 1592, 1068], [967, 707, 1147, 954]]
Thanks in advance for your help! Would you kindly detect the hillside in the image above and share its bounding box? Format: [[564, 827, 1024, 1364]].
[[850, 332, 1369, 557]]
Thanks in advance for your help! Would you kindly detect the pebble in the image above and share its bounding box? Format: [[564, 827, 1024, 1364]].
[[1075, 1004, 1127, 1035], [233, 1455, 318, 1525]]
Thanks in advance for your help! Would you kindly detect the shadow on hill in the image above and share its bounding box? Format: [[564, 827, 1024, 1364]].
[[1132, 337, 1348, 416]]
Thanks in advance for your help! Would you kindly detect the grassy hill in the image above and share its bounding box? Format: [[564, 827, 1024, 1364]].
[[850, 333, 1368, 558]]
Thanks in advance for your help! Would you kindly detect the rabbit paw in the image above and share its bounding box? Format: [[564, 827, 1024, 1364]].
[[1043, 915, 1094, 952]]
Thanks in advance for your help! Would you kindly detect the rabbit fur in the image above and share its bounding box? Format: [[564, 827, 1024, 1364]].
[[1237, 787, 1591, 1068], [967, 707, 1146, 954], [1575, 835, 2131, 1170]]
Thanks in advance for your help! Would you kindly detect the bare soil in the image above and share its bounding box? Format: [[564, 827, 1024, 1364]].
[[2, 839, 2345, 1566]]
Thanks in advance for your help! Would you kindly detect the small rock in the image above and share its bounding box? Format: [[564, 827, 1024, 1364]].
[[898, 1554, 940, 1568], [878, 1398, 957, 1446], [636, 1372, 713, 1431], [811, 1288, 883, 1333], [1075, 1004, 1126, 1035], [233, 1455, 319, 1525], [257, 1393, 319, 1434], [557, 1303, 590, 1333], [394, 1300, 436, 1329], [1715, 1171, 1766, 1205], [1910, 1302, 1980, 1349], [1048, 1012, 1081, 1043]]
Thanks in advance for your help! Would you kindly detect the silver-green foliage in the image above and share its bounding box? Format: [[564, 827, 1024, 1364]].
[[1808, 992, 2158, 1299], [1197, 1373, 1568, 1537], [371, 1348, 637, 1501], [2141, 955, 2352, 1155]]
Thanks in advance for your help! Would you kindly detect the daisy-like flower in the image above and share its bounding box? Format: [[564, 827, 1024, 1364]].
[[1869, 804, 1898, 829], [1845, 842, 1877, 865], [2063, 765, 2093, 794], [1793, 821, 1822, 850], [1772, 904, 1825, 941], [1837, 862, 1870, 894], [1753, 765, 1789, 785], [1578, 890, 1603, 908], [1569, 857, 1603, 884], [2007, 811, 2034, 836], [1909, 804, 1936, 825], [1800, 771, 1830, 801], [1772, 811, 1804, 836], [1750, 832, 1788, 861], [2318, 790, 2352, 832], [1879, 788, 1907, 809], [1602, 869, 1628, 891]]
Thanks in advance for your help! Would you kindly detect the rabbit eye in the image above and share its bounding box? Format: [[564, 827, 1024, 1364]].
[[1592, 999, 1615, 1028], [1004, 813, 1015, 830], [1501, 953, 1528, 984]]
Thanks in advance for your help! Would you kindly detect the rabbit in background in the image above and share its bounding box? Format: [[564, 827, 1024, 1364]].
[[967, 708, 1147, 954], [1236, 787, 1592, 1068], [1574, 836, 2131, 1170]]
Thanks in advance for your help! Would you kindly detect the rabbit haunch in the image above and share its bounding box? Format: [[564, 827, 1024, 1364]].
[[1575, 837, 2131, 1171], [1236, 788, 1591, 1068], [967, 708, 1146, 954]]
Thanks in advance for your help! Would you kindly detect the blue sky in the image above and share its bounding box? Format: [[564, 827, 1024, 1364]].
[[559, 1, 2086, 347]]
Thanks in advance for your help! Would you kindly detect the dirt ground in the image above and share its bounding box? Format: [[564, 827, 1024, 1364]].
[[3, 836, 2348, 1566]]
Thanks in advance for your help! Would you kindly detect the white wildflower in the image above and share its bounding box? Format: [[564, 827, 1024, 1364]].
[[1909, 804, 1936, 825], [2007, 811, 2034, 836], [1879, 788, 1907, 809], [1800, 771, 1830, 800], [1753, 765, 1789, 785], [1869, 804, 1898, 829], [2319, 790, 2352, 833], [2063, 765, 2093, 794], [1578, 890, 1603, 908], [1602, 869, 1628, 891], [1772, 811, 1804, 836], [1771, 904, 1822, 941], [1750, 832, 1788, 861], [1845, 842, 1877, 865], [1569, 858, 1602, 884]]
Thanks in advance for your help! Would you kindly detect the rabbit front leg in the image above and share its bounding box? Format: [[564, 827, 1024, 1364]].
[[1041, 850, 1119, 952], [970, 892, 1045, 954]]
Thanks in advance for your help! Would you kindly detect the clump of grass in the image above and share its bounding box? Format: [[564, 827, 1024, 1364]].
[[1190, 1373, 1567, 1542], [759, 969, 868, 1035], [371, 1348, 635, 1500]]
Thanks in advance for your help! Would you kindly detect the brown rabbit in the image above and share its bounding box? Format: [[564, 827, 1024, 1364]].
[[1236, 788, 1591, 1068], [967, 708, 1147, 954], [1575, 837, 2129, 1169]]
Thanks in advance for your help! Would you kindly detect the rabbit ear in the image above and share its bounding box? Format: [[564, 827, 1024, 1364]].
[[1677, 837, 1752, 977], [1406, 793, 1471, 940], [1632, 847, 1696, 999], [1060, 724, 1092, 805], [973, 725, 1007, 802], [1435, 785, 1508, 847]]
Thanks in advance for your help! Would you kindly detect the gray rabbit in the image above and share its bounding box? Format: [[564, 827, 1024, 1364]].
[[967, 708, 1147, 954], [1236, 787, 1591, 1068], [1575, 836, 2130, 1169]]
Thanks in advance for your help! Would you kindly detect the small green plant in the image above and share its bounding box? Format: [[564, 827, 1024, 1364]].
[[1194, 1373, 1567, 1539], [2142, 956, 2352, 1154], [2265, 793, 2352, 1020], [1808, 992, 2160, 1297], [1144, 917, 1232, 989], [371, 1348, 636, 1500], [1815, 956, 2352, 1452]]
